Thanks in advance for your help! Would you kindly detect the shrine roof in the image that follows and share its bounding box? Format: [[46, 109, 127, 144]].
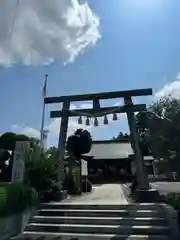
[[85, 140, 133, 159]]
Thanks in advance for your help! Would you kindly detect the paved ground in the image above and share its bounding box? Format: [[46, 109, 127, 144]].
[[151, 181, 180, 195], [125, 181, 180, 195], [62, 182, 180, 205], [64, 184, 128, 205]]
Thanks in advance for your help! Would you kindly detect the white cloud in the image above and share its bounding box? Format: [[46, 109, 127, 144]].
[[155, 73, 180, 99], [0, 0, 100, 66], [70, 103, 77, 109], [11, 124, 40, 138], [80, 103, 93, 109]]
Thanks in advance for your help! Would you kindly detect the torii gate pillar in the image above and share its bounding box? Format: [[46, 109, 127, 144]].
[[125, 97, 149, 190], [57, 100, 70, 192]]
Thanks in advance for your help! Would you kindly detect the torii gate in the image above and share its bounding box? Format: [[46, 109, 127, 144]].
[[44, 88, 152, 196]]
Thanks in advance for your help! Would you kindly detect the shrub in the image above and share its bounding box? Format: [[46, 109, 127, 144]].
[[0, 182, 38, 217], [39, 181, 63, 202], [162, 192, 180, 210], [24, 143, 62, 202], [24, 145, 59, 201]]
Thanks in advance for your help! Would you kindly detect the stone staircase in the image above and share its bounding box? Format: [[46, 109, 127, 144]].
[[16, 202, 173, 239]]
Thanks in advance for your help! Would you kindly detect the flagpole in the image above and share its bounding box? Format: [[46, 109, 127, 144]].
[[40, 74, 48, 149], [40, 102, 46, 149]]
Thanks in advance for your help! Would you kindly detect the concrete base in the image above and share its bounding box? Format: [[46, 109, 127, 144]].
[[133, 188, 161, 203], [60, 190, 68, 201]]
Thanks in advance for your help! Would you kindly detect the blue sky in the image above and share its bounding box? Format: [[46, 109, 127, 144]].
[[1, 0, 180, 146]]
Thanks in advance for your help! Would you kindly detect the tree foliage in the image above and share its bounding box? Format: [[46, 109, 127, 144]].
[[25, 144, 59, 201], [0, 132, 41, 182], [0, 131, 61, 200], [112, 132, 129, 141], [148, 97, 180, 175], [135, 111, 149, 131], [65, 128, 92, 194], [0, 132, 29, 151], [66, 128, 92, 157], [0, 149, 11, 167]]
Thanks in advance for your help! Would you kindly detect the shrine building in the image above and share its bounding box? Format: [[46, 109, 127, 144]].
[[84, 139, 154, 182]]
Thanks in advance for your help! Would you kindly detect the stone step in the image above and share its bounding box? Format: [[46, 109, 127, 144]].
[[32, 215, 167, 226], [37, 209, 162, 218], [21, 231, 170, 240], [39, 203, 161, 211], [26, 223, 170, 235]]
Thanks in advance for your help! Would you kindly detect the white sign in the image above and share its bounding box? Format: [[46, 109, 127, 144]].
[[11, 141, 29, 183], [81, 159, 88, 176]]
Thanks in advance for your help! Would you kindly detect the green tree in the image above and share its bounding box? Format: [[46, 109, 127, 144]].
[[148, 97, 180, 176], [0, 149, 11, 181], [0, 132, 63, 200], [112, 132, 129, 141], [46, 146, 59, 164], [0, 132, 42, 182], [0, 132, 29, 151], [0, 132, 40, 151], [66, 129, 92, 156], [25, 145, 59, 200], [0, 132, 33, 181], [65, 129, 92, 194]]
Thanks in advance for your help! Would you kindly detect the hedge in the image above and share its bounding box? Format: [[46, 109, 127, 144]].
[[162, 192, 180, 210], [0, 182, 38, 217]]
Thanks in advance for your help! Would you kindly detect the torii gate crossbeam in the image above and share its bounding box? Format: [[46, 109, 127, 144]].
[[44, 88, 152, 198]]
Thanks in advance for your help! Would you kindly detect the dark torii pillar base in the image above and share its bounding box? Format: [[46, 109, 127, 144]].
[[133, 188, 161, 203]]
